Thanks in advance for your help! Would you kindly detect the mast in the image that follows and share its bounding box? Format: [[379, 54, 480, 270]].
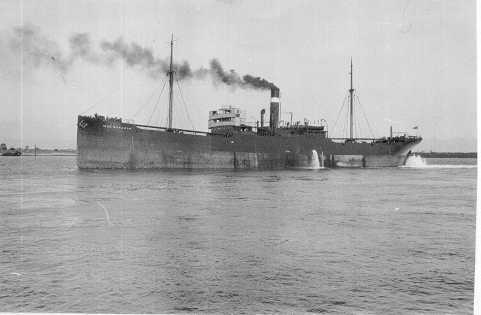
[[167, 34, 174, 129], [349, 58, 354, 140]]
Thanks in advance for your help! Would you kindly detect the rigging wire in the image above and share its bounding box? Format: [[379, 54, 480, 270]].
[[161, 107, 168, 127], [341, 98, 348, 138], [161, 98, 170, 127], [175, 93, 194, 130], [79, 104, 97, 116], [175, 78, 195, 130], [352, 98, 361, 138], [355, 94, 375, 138], [351, 98, 355, 138], [345, 93, 351, 138], [353, 98, 361, 138], [147, 78, 168, 125], [358, 111, 364, 138], [173, 92, 188, 129], [132, 78, 166, 118], [346, 97, 351, 138], [331, 93, 348, 136], [79, 87, 120, 115]]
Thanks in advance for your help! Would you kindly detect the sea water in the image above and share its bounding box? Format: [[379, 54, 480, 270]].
[[0, 156, 476, 314]]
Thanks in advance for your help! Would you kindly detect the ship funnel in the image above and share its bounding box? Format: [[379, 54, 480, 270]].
[[260, 109, 266, 127], [269, 87, 280, 131]]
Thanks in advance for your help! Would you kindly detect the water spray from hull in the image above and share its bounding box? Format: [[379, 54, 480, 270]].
[[311, 150, 322, 169], [403, 154, 427, 168]]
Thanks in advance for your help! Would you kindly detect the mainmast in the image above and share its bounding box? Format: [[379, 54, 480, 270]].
[[349, 58, 354, 140], [167, 34, 174, 129]]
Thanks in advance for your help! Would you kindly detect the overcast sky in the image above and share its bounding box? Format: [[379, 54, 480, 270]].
[[0, 0, 476, 151]]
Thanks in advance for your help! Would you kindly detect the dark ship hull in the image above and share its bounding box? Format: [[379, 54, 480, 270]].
[[1, 151, 21, 156], [77, 115, 421, 169]]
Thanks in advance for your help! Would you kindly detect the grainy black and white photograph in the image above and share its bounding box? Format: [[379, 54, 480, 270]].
[[0, 0, 477, 314]]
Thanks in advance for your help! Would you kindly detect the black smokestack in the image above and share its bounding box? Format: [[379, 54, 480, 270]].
[[270, 87, 280, 130], [271, 86, 280, 98]]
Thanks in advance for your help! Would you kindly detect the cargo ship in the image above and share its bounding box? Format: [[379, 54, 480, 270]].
[[77, 38, 421, 169]]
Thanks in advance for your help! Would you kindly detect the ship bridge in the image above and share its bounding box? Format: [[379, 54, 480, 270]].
[[208, 106, 253, 132]]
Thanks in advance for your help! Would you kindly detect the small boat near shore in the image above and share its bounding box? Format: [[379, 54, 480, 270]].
[[1, 143, 22, 156]]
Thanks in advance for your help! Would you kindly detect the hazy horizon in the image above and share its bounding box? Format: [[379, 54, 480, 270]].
[[0, 0, 476, 152]]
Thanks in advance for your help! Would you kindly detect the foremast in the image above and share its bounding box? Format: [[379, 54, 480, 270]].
[[349, 58, 354, 140], [167, 34, 175, 129]]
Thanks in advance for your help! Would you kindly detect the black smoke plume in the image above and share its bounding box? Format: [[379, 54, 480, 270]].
[[8, 25, 277, 90], [208, 58, 277, 90], [9, 24, 70, 73]]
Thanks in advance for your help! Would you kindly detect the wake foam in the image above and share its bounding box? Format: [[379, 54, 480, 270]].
[[404, 155, 427, 167], [402, 155, 476, 169]]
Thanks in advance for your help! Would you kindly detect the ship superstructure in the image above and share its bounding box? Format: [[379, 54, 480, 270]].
[[77, 37, 421, 169]]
